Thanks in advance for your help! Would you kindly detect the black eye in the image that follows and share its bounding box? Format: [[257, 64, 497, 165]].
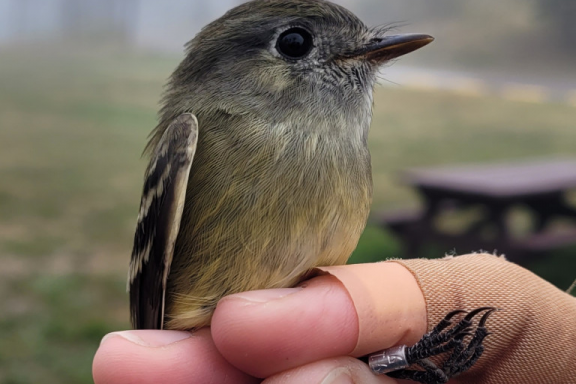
[[276, 28, 313, 59]]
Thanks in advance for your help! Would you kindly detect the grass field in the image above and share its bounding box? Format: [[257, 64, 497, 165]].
[[1, 46, 575, 383]]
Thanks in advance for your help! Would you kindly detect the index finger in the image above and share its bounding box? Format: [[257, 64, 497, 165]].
[[211, 262, 427, 378]]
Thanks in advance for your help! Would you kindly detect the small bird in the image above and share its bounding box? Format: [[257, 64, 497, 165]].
[[129, 0, 434, 331], [128, 1, 492, 382]]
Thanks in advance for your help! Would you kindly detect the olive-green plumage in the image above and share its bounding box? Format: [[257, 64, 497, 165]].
[[129, 0, 432, 330]]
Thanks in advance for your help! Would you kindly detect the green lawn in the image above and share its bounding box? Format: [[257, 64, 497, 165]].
[[1, 47, 575, 383]]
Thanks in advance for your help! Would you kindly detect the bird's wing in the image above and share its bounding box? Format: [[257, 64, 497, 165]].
[[128, 113, 198, 330]]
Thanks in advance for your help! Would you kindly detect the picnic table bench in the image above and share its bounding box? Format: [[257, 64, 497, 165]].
[[378, 159, 576, 263]]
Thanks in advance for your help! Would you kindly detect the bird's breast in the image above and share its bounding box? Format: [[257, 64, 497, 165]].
[[165, 116, 372, 329]]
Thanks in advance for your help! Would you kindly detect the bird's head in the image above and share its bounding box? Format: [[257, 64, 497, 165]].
[[158, 0, 433, 143]]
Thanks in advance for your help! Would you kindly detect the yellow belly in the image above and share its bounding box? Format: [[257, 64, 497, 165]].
[[164, 123, 372, 330]]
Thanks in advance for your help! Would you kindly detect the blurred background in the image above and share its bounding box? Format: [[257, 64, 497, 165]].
[[1, 0, 575, 382]]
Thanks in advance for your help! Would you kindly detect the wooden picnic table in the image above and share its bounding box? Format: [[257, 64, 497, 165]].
[[379, 159, 576, 263]]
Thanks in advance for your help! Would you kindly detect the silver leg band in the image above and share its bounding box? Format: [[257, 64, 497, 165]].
[[368, 345, 409, 375]]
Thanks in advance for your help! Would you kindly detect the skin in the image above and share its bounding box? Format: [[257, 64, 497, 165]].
[[95, 263, 427, 384], [96, 256, 576, 383]]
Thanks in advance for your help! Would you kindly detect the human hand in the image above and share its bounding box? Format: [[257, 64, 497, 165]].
[[92, 328, 259, 384], [94, 254, 576, 384], [93, 262, 426, 384]]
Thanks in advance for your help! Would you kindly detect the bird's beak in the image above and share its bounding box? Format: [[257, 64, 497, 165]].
[[348, 34, 434, 63]]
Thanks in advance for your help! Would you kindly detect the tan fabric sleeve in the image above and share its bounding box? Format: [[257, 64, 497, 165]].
[[390, 253, 576, 384]]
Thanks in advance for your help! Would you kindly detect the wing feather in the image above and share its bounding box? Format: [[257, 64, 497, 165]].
[[128, 113, 198, 329]]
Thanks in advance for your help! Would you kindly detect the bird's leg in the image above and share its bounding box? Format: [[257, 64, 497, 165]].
[[369, 307, 497, 384]]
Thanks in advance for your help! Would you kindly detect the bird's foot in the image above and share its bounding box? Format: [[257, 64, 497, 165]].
[[369, 307, 497, 384]]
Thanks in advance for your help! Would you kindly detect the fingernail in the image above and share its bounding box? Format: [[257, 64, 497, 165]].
[[229, 287, 302, 303], [101, 330, 192, 347], [321, 369, 354, 384]]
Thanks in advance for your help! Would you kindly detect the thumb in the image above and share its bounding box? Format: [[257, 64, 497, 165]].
[[93, 329, 258, 384]]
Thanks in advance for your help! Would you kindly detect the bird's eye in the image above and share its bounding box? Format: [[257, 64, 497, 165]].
[[276, 28, 313, 59]]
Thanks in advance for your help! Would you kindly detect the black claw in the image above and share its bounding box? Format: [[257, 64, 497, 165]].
[[385, 307, 497, 384], [478, 308, 497, 326], [445, 309, 468, 319], [464, 307, 496, 322], [432, 309, 468, 333], [439, 309, 467, 325]]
